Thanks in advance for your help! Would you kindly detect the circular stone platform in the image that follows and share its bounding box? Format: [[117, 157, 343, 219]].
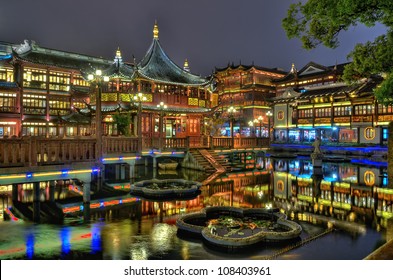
[[130, 179, 202, 200], [176, 206, 302, 249]]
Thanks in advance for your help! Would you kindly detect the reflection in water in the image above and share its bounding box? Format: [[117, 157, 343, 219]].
[[91, 223, 102, 254], [25, 231, 34, 260], [60, 227, 71, 256], [0, 160, 391, 260]]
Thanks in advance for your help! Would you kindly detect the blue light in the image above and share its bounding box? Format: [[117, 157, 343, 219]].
[[25, 232, 35, 259], [26, 173, 33, 178], [333, 127, 338, 131], [92, 168, 100, 173], [61, 170, 69, 175], [91, 223, 102, 254], [350, 159, 388, 167], [0, 54, 12, 60], [80, 205, 84, 211], [119, 199, 122, 204], [119, 156, 123, 161], [100, 202, 104, 208], [60, 227, 71, 255]]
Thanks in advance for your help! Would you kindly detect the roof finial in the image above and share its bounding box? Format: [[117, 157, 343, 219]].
[[183, 59, 190, 72], [290, 62, 297, 73], [114, 47, 123, 65], [153, 20, 159, 39]]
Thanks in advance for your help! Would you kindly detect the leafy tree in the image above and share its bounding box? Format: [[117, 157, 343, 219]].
[[113, 112, 131, 136], [282, 0, 393, 184]]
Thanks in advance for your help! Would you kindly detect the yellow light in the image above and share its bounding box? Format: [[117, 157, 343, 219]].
[[0, 174, 26, 180], [87, 74, 94, 80], [68, 169, 94, 174], [297, 105, 313, 109], [33, 172, 62, 177], [103, 76, 109, 82], [95, 70, 102, 76]]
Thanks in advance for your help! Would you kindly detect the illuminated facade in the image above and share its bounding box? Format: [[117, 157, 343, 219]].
[[214, 64, 285, 137], [271, 62, 387, 145], [0, 35, 389, 147], [0, 23, 212, 140]]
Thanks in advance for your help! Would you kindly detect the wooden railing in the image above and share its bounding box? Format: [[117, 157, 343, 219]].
[[0, 136, 270, 167], [104, 136, 138, 154], [0, 137, 96, 167]]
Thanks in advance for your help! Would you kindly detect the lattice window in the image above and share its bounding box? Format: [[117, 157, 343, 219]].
[[102, 93, 117, 102], [120, 94, 131, 102], [199, 100, 206, 107], [188, 98, 198, 106]]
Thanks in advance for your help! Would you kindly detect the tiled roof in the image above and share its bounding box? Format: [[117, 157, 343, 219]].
[[102, 60, 134, 79], [137, 38, 210, 86], [12, 40, 111, 71], [61, 111, 91, 124], [215, 63, 287, 75]]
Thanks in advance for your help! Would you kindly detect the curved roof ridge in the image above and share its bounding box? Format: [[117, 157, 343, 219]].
[[137, 38, 209, 86]]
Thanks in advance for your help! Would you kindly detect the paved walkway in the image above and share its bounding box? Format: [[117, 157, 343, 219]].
[[365, 239, 393, 260]]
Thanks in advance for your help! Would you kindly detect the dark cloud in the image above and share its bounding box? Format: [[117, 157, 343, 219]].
[[0, 0, 386, 75]]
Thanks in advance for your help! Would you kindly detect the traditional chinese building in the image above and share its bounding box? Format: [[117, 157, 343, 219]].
[[0, 23, 212, 143], [214, 64, 285, 137], [271, 62, 388, 145]]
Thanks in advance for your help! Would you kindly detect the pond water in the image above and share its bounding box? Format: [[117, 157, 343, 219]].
[[0, 158, 390, 260]]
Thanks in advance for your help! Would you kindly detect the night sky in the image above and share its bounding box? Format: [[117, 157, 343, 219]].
[[0, 0, 386, 76]]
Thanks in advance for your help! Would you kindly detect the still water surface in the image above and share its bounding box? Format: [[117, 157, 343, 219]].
[[0, 158, 389, 260]]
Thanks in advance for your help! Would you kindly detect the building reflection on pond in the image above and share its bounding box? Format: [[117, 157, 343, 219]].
[[0, 159, 391, 259]]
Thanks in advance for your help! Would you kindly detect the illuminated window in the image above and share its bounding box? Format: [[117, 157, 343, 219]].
[[354, 104, 374, 115], [364, 127, 376, 140], [0, 93, 17, 112], [23, 94, 46, 114], [49, 71, 70, 91], [49, 98, 71, 115], [0, 66, 14, 82], [334, 106, 351, 116], [72, 74, 89, 87], [23, 68, 46, 89]]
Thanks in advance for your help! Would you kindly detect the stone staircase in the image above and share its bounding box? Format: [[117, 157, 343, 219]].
[[182, 149, 231, 185], [183, 149, 216, 173], [207, 150, 232, 172]]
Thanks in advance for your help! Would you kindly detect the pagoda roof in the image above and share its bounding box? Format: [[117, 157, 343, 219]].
[[215, 63, 287, 75], [273, 79, 379, 103], [273, 61, 348, 83], [0, 41, 13, 55], [102, 62, 134, 79], [12, 40, 111, 71], [70, 85, 90, 95], [102, 49, 134, 79], [137, 37, 210, 86], [61, 111, 91, 124]]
